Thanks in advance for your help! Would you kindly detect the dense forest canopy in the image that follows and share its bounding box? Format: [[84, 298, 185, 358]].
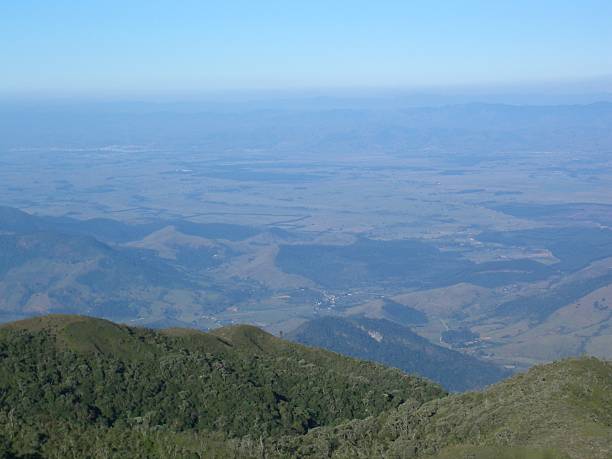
[[0, 315, 610, 458]]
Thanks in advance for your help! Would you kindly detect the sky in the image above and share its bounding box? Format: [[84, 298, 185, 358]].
[[2, 1, 612, 97]]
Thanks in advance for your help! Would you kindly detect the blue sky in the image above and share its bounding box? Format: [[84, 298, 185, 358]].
[[2, 1, 612, 95]]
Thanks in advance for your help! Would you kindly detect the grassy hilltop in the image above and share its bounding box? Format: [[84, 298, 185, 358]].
[[0, 315, 610, 458]]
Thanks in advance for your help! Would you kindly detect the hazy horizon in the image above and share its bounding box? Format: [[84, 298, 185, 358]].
[[3, 79, 612, 108], [3, 1, 612, 98]]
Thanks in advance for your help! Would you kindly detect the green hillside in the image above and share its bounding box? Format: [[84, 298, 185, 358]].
[[273, 357, 612, 458], [0, 315, 610, 458], [0, 315, 441, 458], [288, 317, 510, 391]]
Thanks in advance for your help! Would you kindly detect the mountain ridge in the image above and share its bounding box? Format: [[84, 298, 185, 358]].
[[0, 315, 610, 458], [288, 316, 510, 391]]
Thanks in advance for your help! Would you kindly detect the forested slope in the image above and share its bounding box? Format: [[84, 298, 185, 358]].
[[0, 315, 441, 457], [0, 315, 610, 458]]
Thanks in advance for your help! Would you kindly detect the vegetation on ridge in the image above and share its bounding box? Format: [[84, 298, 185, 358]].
[[0, 315, 441, 457], [288, 316, 510, 391], [270, 357, 612, 458], [0, 315, 610, 458]]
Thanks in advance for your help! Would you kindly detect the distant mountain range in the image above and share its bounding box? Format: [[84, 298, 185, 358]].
[[288, 316, 510, 392], [3, 102, 612, 155], [0, 203, 514, 393], [0, 206, 266, 324], [0, 315, 610, 458]]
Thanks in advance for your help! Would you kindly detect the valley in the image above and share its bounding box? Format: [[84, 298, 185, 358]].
[[1, 103, 612, 374], [3, 3, 612, 457]]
